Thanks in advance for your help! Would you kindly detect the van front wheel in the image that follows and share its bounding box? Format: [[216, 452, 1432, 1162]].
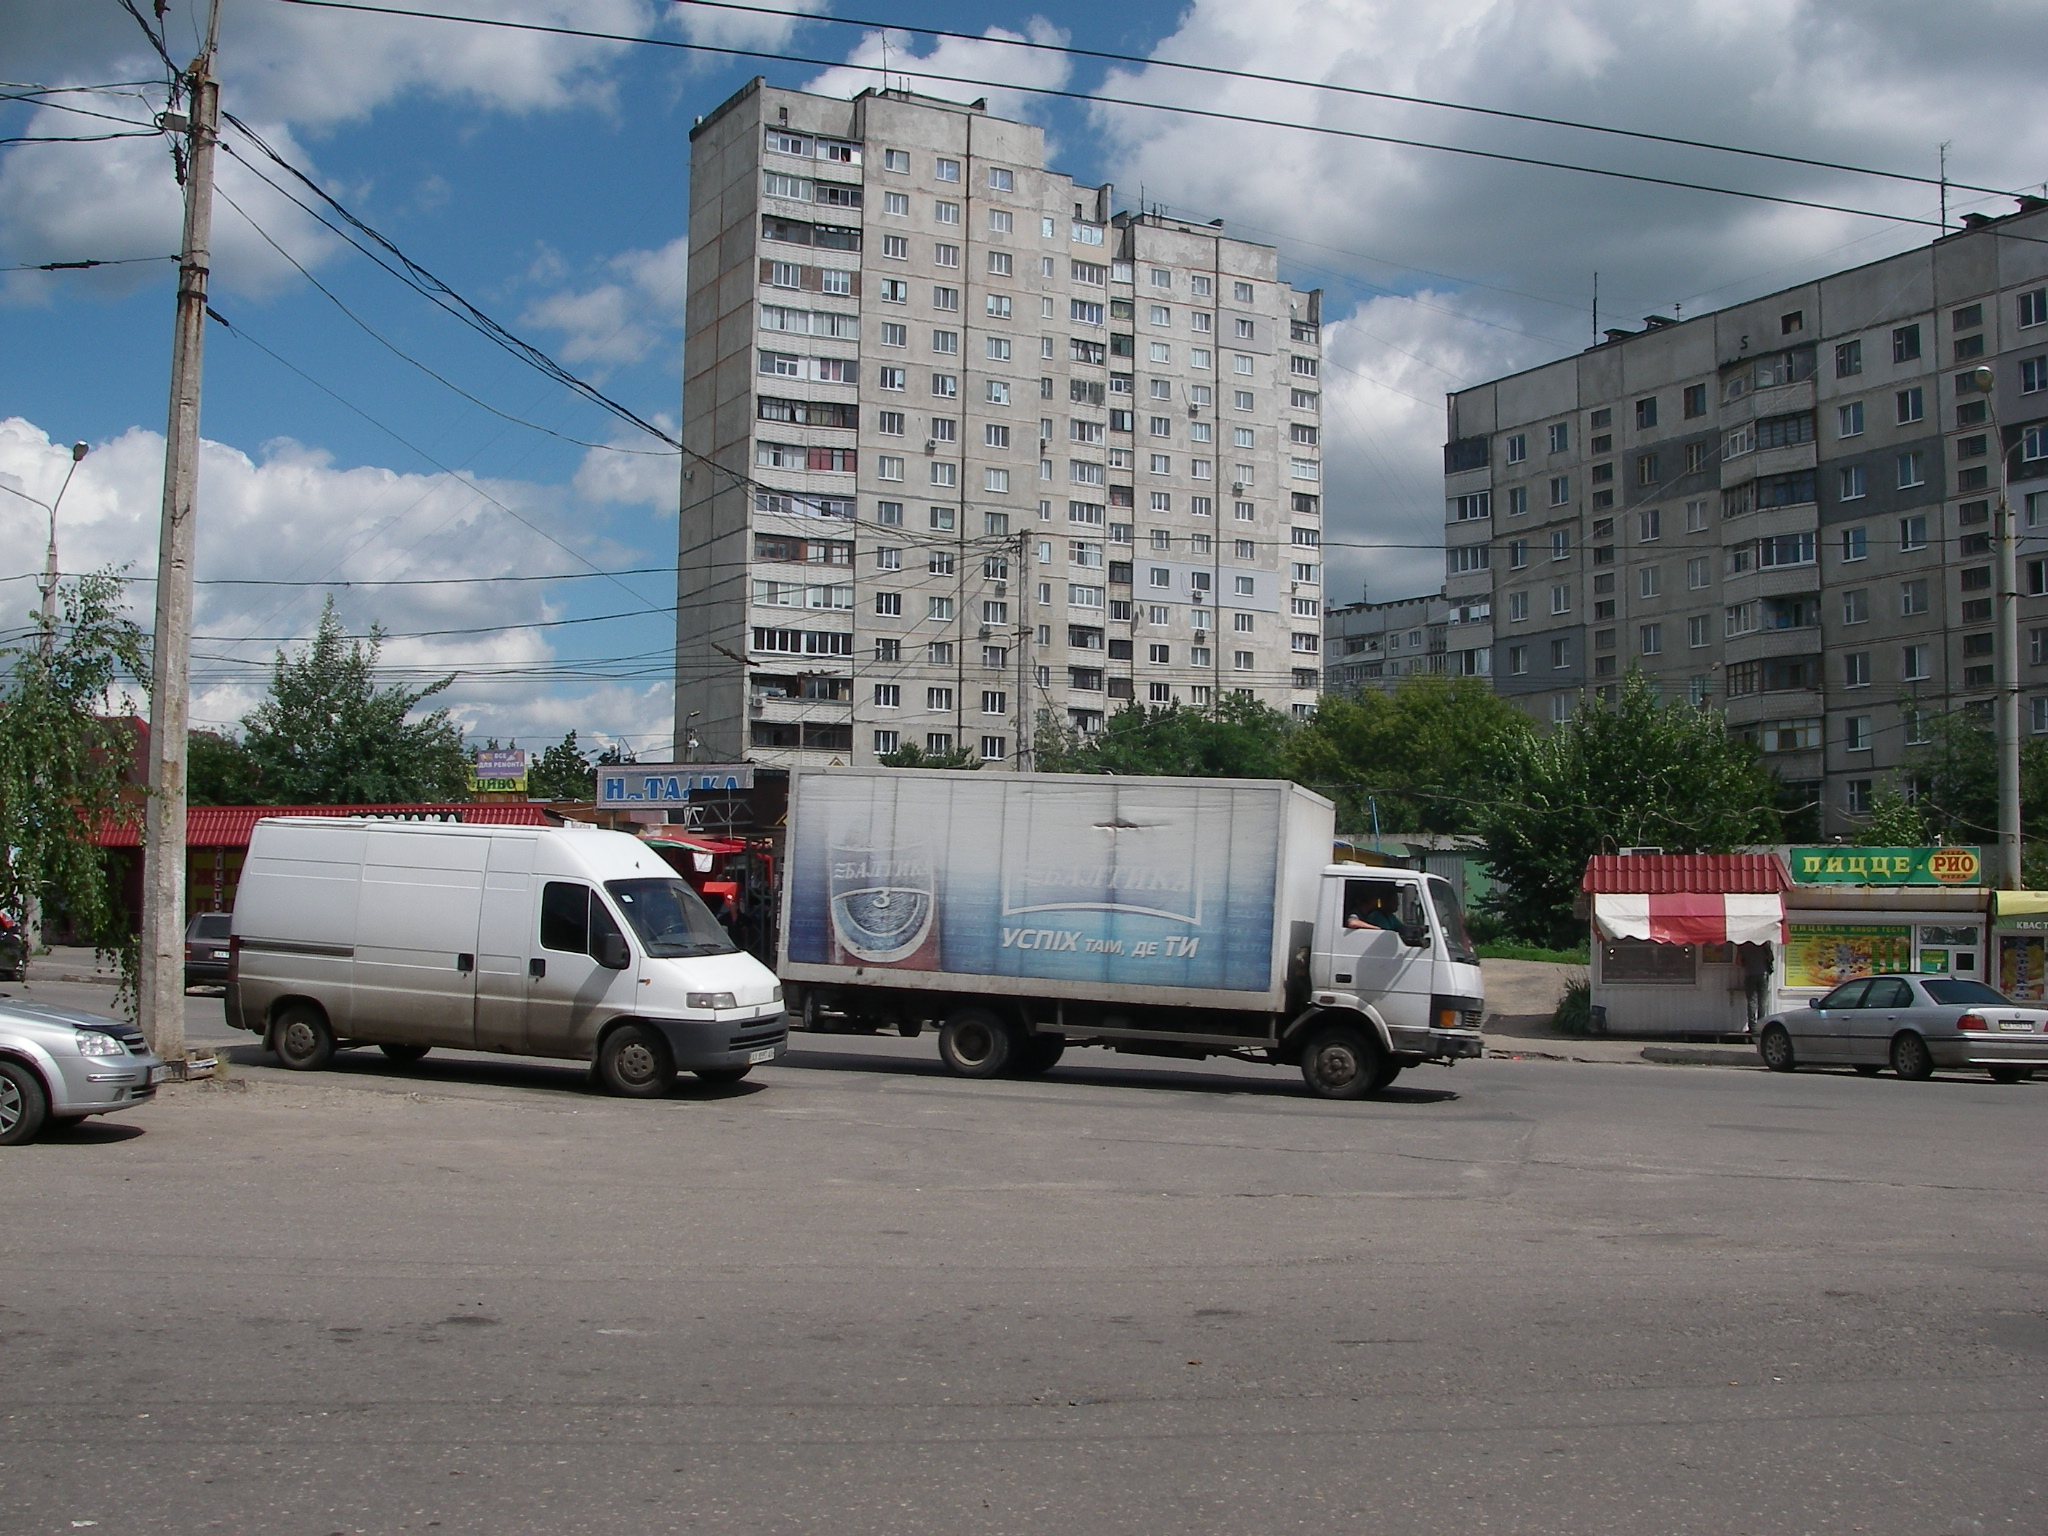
[[598, 1024, 675, 1098], [273, 1004, 335, 1071]]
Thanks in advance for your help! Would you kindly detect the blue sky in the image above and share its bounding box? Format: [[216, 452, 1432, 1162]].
[[5, 0, 2044, 755]]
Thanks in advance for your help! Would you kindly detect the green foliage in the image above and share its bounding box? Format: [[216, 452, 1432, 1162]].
[[1551, 974, 1593, 1036], [188, 729, 262, 805], [1288, 675, 1532, 833], [238, 598, 470, 805], [878, 740, 981, 770], [0, 571, 149, 989], [1035, 695, 1295, 778], [1849, 786, 1928, 846], [528, 730, 596, 800], [1477, 941, 1591, 965], [1901, 706, 2048, 845], [1477, 674, 1782, 949]]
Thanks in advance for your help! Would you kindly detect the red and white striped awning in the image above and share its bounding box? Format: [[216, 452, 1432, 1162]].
[[1593, 892, 1784, 946]]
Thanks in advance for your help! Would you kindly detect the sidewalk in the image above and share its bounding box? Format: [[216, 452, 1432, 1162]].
[[1481, 958, 1760, 1069], [19, 944, 125, 984]]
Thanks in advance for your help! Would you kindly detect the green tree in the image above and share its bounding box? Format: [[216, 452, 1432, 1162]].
[[0, 570, 150, 986], [1034, 695, 1295, 778], [1477, 675, 1783, 948], [528, 731, 597, 800], [1287, 675, 1533, 833], [1849, 786, 1927, 847], [238, 598, 470, 804], [878, 740, 981, 770], [188, 729, 262, 805]]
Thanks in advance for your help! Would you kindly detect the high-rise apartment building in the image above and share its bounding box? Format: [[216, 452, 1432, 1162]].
[[678, 79, 1325, 767], [1442, 201, 2048, 836]]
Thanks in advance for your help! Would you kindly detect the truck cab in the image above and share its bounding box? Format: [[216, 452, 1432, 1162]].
[[1305, 867, 1485, 1072]]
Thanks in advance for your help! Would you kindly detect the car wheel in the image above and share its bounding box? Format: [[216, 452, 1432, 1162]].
[[1010, 1034, 1065, 1077], [1852, 1064, 1882, 1077], [694, 1065, 751, 1085], [597, 1023, 675, 1098], [1987, 1065, 2030, 1084], [1890, 1032, 1934, 1082], [273, 1003, 336, 1071], [1299, 1021, 1386, 1100], [378, 1043, 430, 1065], [937, 1006, 1016, 1078], [0, 1061, 50, 1145], [1757, 1023, 1797, 1073]]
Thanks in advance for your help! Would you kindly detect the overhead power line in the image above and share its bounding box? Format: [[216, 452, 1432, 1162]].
[[266, 0, 1956, 232], [663, 0, 2018, 200]]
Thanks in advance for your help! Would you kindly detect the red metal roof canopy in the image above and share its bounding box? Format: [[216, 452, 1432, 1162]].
[[1581, 853, 1790, 895], [97, 803, 555, 849]]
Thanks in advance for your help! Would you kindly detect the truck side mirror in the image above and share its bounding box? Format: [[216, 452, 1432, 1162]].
[[596, 931, 632, 970], [1401, 922, 1430, 949]]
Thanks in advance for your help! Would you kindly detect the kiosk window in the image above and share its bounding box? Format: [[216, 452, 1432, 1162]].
[[1601, 939, 1696, 982]]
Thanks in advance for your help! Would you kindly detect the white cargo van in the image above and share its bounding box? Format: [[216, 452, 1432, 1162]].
[[227, 818, 786, 1095]]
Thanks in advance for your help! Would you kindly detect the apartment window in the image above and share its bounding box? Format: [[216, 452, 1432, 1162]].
[[1838, 650, 1870, 689], [1233, 613, 1255, 633], [930, 506, 956, 531], [987, 207, 1014, 234], [1635, 397, 1658, 430], [1896, 387, 1924, 424], [1683, 384, 1707, 418], [1549, 638, 1571, 670], [1547, 476, 1570, 507], [1837, 401, 1864, 439], [2022, 357, 2048, 395], [1685, 498, 1709, 533], [1896, 452, 1924, 489], [1843, 588, 1868, 624], [1955, 333, 1985, 363], [1230, 650, 1253, 671], [1232, 281, 1254, 302], [2022, 288, 2048, 328], [1233, 354, 1254, 375], [1899, 513, 1928, 551], [880, 149, 909, 174], [1502, 487, 1528, 517], [1835, 339, 1863, 377], [1841, 525, 1868, 561], [1686, 555, 1709, 589], [1902, 643, 1929, 681], [1639, 623, 1662, 655], [1502, 644, 1528, 675], [1550, 529, 1572, 560], [1508, 591, 1529, 621], [1688, 614, 1710, 648], [1893, 324, 1921, 362], [1901, 578, 1929, 616], [1548, 422, 1569, 453], [1843, 715, 1872, 751], [1639, 566, 1661, 598], [934, 157, 960, 182], [1550, 584, 1571, 615], [1508, 539, 1529, 569], [881, 236, 909, 263]]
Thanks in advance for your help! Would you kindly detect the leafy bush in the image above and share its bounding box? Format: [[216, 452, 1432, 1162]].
[[1478, 941, 1590, 965], [1550, 973, 1593, 1036]]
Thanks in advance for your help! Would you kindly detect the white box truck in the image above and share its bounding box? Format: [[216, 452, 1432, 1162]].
[[778, 768, 1485, 1098], [227, 818, 786, 1095]]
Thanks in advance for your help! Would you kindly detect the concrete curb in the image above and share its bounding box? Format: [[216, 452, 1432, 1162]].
[[1641, 1044, 1762, 1068]]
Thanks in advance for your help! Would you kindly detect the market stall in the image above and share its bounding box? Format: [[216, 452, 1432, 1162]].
[[1989, 890, 2048, 1002], [1582, 853, 1791, 1037], [1778, 846, 1989, 1000]]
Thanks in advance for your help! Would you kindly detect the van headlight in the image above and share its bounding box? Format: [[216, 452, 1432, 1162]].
[[687, 992, 737, 1010], [75, 1030, 125, 1057], [772, 984, 783, 1003]]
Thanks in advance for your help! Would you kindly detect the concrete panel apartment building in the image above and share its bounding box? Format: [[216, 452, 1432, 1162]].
[[1440, 201, 2048, 837], [678, 79, 1327, 768]]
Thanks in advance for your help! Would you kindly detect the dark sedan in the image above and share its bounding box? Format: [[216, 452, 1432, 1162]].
[[184, 911, 233, 988]]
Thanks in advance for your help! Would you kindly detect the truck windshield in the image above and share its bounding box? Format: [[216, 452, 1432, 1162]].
[[1427, 877, 1477, 965], [605, 879, 736, 957]]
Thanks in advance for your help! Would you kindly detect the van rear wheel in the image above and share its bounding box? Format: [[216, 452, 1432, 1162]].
[[273, 1004, 335, 1071], [938, 1007, 1015, 1078], [597, 1023, 675, 1097]]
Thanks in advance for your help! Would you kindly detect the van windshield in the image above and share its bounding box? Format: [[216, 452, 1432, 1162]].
[[1427, 876, 1477, 965], [605, 879, 736, 957]]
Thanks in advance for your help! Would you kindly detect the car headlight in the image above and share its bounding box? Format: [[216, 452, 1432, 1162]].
[[686, 992, 737, 1010], [75, 1030, 125, 1057], [771, 984, 783, 1003]]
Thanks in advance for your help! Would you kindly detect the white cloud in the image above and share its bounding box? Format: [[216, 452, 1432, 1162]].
[[803, 19, 1073, 120], [659, 0, 826, 52], [521, 234, 690, 371], [1084, 0, 2048, 603], [0, 417, 672, 747], [573, 419, 682, 515]]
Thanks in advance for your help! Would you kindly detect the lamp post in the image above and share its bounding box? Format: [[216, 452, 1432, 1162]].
[[1971, 363, 2022, 889], [38, 441, 90, 652]]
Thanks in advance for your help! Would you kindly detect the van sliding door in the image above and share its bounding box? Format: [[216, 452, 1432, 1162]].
[[351, 830, 485, 1048]]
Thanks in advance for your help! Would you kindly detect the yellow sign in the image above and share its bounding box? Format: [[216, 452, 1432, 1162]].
[[1782, 923, 1911, 989]]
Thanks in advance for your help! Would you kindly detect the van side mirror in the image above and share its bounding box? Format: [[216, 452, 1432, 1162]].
[[596, 931, 632, 970]]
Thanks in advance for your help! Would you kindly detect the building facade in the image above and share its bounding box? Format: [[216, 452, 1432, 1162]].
[[678, 79, 1326, 768], [1322, 586, 1494, 694], [1443, 202, 2048, 837]]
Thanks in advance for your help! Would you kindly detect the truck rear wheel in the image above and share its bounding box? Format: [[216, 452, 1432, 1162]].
[[1011, 1035, 1065, 1076], [938, 1007, 1015, 1078], [1299, 1021, 1386, 1100]]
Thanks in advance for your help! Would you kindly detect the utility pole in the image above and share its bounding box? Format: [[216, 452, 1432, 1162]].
[[1976, 364, 2022, 888], [139, 0, 222, 1070]]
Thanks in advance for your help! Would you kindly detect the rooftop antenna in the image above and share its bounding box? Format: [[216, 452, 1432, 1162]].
[[1939, 141, 1950, 229], [1591, 271, 1599, 343]]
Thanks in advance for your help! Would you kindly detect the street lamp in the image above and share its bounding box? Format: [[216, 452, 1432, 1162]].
[[0, 441, 89, 655], [1970, 364, 2021, 890]]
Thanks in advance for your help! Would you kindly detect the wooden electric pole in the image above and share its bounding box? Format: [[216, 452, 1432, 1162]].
[[139, 0, 222, 1071]]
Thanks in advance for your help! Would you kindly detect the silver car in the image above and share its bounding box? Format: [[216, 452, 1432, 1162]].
[[0, 998, 168, 1144], [1757, 974, 2048, 1083]]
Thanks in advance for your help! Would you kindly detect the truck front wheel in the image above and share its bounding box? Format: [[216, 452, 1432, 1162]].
[[938, 1007, 1016, 1078], [1299, 1021, 1388, 1100]]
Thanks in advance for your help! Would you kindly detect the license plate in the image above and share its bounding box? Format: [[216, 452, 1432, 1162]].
[[211, 950, 229, 960], [747, 1047, 777, 1065], [1997, 1019, 2033, 1031], [148, 1064, 169, 1084]]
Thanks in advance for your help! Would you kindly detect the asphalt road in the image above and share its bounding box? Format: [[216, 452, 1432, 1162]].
[[2, 1000, 2044, 1535]]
